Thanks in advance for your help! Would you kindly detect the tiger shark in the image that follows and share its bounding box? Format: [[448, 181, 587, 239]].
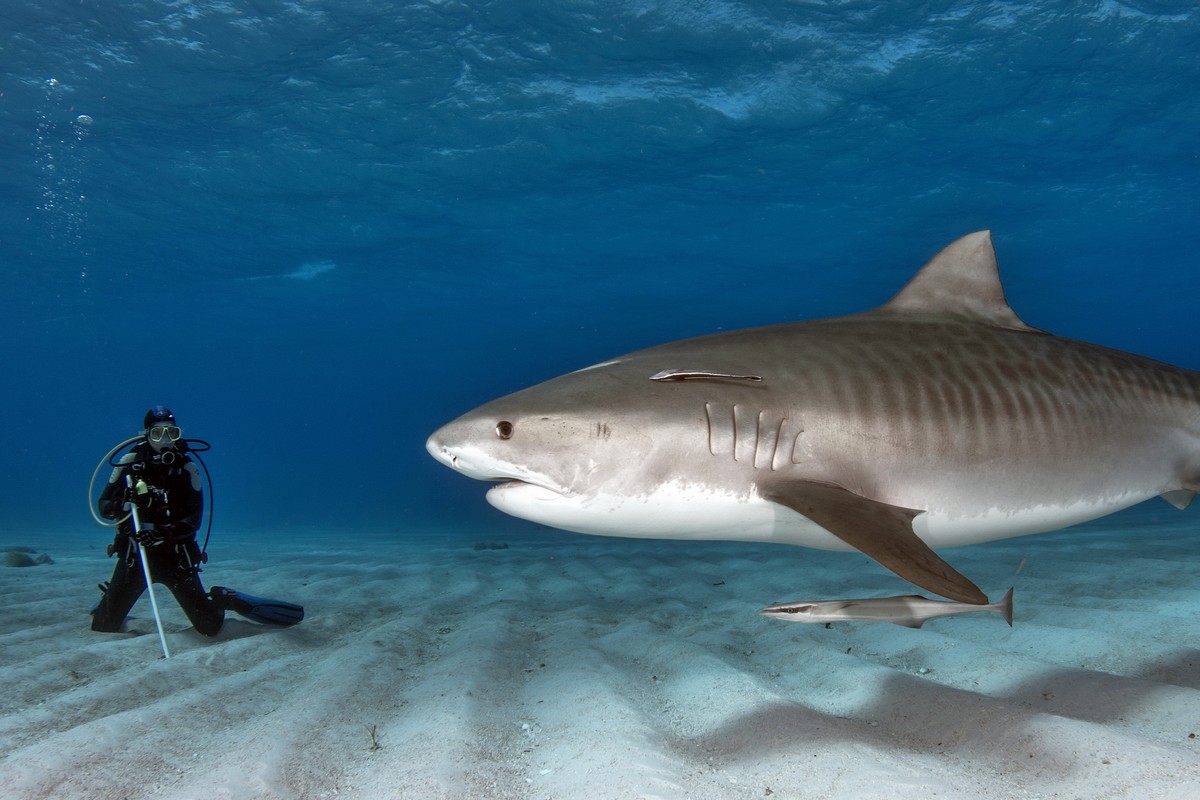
[[426, 232, 1200, 604]]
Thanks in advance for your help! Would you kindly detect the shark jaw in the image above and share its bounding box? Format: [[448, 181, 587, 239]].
[[425, 439, 570, 496]]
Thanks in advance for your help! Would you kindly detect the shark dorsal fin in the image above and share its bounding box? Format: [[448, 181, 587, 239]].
[[879, 231, 1037, 333]]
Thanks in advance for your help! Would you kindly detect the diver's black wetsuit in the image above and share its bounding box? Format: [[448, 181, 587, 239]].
[[92, 441, 225, 636]]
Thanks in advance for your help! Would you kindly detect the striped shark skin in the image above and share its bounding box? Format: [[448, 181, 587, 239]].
[[426, 232, 1200, 604]]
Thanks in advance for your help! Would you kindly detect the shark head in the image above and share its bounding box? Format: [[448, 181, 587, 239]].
[[425, 358, 775, 538], [427, 360, 648, 529]]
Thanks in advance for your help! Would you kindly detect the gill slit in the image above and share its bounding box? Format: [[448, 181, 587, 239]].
[[731, 404, 739, 462]]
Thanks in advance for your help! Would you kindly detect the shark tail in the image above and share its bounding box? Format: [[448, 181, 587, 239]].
[[995, 587, 1014, 626]]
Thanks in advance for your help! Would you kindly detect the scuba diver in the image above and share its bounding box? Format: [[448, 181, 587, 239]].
[[90, 405, 303, 637]]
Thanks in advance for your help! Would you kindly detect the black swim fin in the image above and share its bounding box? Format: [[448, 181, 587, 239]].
[[210, 586, 304, 627]]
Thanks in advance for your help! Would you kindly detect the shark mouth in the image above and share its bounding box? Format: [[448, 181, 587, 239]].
[[491, 478, 560, 492], [454, 463, 569, 497], [486, 479, 570, 508], [425, 438, 572, 498], [489, 472, 575, 500]]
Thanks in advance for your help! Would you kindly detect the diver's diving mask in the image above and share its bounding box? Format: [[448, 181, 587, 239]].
[[148, 425, 182, 443]]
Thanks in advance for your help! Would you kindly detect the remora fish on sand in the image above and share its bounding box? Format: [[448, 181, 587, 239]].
[[760, 588, 1015, 628], [426, 232, 1200, 605]]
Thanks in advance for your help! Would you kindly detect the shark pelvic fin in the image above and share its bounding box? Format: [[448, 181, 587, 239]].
[[879, 231, 1039, 334], [761, 479, 988, 605], [1161, 489, 1196, 510]]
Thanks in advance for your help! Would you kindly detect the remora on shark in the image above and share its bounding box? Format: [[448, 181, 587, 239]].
[[427, 231, 1200, 604], [759, 588, 1015, 629]]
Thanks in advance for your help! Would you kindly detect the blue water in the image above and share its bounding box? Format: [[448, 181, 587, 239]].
[[2, 1, 1197, 535]]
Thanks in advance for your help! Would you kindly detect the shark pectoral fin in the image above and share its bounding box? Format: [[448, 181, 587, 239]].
[[761, 480, 988, 605]]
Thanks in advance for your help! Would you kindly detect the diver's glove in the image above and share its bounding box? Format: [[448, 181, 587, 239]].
[[122, 493, 149, 512], [132, 527, 167, 547], [122, 479, 160, 511]]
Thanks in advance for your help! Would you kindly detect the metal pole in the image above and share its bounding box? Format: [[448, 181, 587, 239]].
[[126, 476, 170, 659]]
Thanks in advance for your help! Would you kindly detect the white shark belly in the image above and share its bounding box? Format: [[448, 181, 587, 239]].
[[487, 479, 842, 546], [912, 492, 1153, 546], [485, 480, 1156, 550]]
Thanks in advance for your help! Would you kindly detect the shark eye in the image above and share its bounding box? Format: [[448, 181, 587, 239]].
[[495, 421, 514, 440]]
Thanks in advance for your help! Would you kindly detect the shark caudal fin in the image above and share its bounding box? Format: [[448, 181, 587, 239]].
[[995, 587, 1014, 626]]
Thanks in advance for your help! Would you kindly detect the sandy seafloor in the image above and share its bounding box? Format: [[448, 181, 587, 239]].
[[2, 503, 1199, 800]]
